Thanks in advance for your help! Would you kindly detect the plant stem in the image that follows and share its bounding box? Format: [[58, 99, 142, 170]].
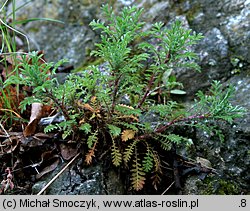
[[138, 113, 210, 140], [45, 89, 71, 121], [137, 73, 155, 108], [111, 73, 122, 113], [155, 113, 209, 133]]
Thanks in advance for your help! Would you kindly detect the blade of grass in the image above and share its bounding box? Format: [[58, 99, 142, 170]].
[[7, 0, 33, 18], [13, 17, 65, 25]]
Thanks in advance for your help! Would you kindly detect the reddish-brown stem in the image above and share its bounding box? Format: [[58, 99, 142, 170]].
[[137, 113, 210, 140], [46, 89, 71, 121], [111, 74, 122, 113], [155, 113, 209, 133], [137, 73, 155, 108]]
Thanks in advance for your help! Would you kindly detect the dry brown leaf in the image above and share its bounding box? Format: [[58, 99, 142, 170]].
[[36, 158, 60, 180], [121, 130, 136, 142], [1, 136, 20, 154], [23, 119, 39, 137], [77, 101, 94, 112], [23, 103, 52, 137], [30, 103, 44, 122], [60, 143, 78, 160], [20, 133, 50, 148]]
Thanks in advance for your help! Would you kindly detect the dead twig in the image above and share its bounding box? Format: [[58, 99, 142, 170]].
[[37, 152, 80, 195], [161, 181, 175, 195]]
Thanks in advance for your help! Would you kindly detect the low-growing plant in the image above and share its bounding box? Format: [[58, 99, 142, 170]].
[[0, 0, 64, 127], [3, 4, 245, 191]]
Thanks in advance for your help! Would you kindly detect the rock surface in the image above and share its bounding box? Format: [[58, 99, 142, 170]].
[[32, 160, 124, 195]]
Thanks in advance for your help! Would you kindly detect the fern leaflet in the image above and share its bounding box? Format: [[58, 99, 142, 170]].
[[87, 131, 98, 148], [130, 152, 146, 191], [85, 142, 97, 165], [123, 140, 138, 163], [111, 139, 122, 166], [142, 145, 154, 172]]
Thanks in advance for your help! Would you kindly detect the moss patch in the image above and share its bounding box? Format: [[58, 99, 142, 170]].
[[199, 176, 240, 195]]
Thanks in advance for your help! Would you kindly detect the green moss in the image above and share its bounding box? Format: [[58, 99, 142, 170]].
[[217, 180, 239, 195], [199, 176, 240, 195], [73, 57, 104, 73], [186, 4, 202, 23]]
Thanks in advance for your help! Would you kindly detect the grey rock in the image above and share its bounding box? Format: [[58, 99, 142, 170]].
[[7, 0, 99, 68], [144, 1, 170, 22], [198, 28, 228, 63], [32, 159, 124, 195], [182, 176, 202, 195], [221, 3, 250, 62], [225, 73, 250, 134]]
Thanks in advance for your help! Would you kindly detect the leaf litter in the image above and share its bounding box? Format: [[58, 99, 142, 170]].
[[0, 49, 77, 194]]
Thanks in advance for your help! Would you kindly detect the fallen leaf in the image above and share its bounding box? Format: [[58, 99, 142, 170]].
[[36, 158, 60, 180], [1, 136, 20, 154], [23, 119, 39, 137], [60, 143, 78, 160], [23, 103, 49, 137]]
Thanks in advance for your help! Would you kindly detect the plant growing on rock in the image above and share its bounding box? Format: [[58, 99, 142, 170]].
[[3, 4, 245, 191]]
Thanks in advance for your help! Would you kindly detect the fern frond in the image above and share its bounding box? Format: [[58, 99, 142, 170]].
[[149, 102, 178, 118], [79, 123, 92, 134], [123, 140, 138, 163], [83, 103, 96, 113], [130, 154, 146, 191], [111, 139, 122, 166], [151, 173, 161, 191], [90, 96, 98, 109], [195, 80, 246, 123], [150, 150, 162, 190], [85, 142, 97, 165], [87, 131, 98, 148], [142, 145, 154, 172], [152, 150, 162, 174], [158, 138, 171, 151], [44, 124, 58, 133], [115, 104, 141, 116], [116, 114, 139, 122], [121, 129, 136, 142], [166, 133, 189, 144], [116, 121, 139, 132], [117, 104, 135, 110], [108, 124, 121, 137]]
